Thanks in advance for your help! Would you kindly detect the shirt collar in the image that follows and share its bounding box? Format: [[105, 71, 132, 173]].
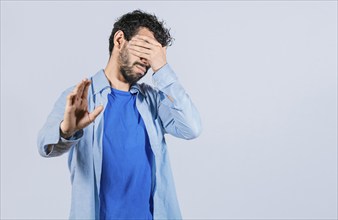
[[91, 69, 146, 97], [130, 83, 146, 96]]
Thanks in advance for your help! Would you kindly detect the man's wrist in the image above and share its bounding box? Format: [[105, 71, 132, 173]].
[[59, 121, 75, 139], [60, 128, 74, 139], [152, 62, 167, 73]]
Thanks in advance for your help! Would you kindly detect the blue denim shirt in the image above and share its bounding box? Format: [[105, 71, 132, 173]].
[[37, 64, 202, 219]]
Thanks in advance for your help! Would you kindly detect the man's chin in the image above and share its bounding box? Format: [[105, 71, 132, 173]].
[[120, 67, 148, 84], [126, 73, 145, 84], [135, 72, 146, 81]]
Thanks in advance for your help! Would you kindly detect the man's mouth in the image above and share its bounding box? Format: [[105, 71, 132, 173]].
[[135, 64, 146, 74]]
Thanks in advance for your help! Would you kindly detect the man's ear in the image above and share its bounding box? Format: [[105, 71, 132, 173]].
[[114, 30, 126, 50]]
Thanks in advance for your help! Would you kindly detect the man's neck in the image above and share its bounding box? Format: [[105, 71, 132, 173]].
[[104, 57, 130, 92]]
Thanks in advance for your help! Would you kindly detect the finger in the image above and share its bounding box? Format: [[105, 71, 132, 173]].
[[134, 35, 161, 46], [129, 39, 153, 49], [72, 80, 86, 100], [77, 80, 88, 100], [66, 92, 77, 106], [129, 49, 150, 60], [128, 45, 151, 55], [88, 105, 104, 122], [81, 80, 91, 100], [73, 80, 84, 94]]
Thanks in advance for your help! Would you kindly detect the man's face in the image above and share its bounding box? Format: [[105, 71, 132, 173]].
[[118, 28, 154, 84], [118, 44, 150, 85]]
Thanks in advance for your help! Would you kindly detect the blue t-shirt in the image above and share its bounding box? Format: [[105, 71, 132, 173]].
[[100, 88, 153, 220]]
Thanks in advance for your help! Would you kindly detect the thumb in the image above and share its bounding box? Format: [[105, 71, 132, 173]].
[[88, 105, 104, 122]]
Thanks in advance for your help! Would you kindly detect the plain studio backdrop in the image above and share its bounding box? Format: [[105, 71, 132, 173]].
[[1, 1, 337, 219]]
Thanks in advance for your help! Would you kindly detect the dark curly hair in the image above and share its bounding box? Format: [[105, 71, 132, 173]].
[[109, 10, 173, 57]]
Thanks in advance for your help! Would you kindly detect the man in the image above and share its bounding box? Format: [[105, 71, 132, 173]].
[[37, 10, 201, 220]]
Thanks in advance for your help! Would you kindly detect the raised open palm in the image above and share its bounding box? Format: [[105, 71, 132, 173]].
[[60, 79, 103, 138]]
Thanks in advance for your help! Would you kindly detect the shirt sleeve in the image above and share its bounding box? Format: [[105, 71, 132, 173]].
[[37, 86, 83, 157], [152, 64, 202, 139]]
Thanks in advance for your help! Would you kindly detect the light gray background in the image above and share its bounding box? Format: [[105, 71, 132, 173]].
[[1, 1, 337, 219]]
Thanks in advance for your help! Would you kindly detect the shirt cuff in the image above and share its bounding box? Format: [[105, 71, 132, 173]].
[[60, 129, 84, 142], [44, 129, 83, 156]]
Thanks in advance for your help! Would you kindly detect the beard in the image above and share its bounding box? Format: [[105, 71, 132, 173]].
[[119, 45, 150, 85]]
